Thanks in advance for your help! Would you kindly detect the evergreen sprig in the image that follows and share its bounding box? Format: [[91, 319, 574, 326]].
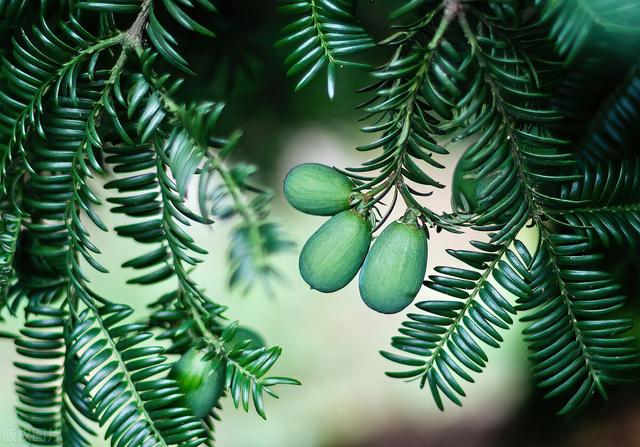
[[2, 0, 640, 443], [1, 0, 299, 445], [280, 0, 640, 415], [277, 0, 375, 98]]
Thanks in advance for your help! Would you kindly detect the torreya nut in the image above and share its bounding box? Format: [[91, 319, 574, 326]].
[[284, 163, 356, 216], [422, 81, 453, 120], [451, 155, 514, 223], [299, 209, 372, 292], [170, 348, 226, 419], [451, 155, 479, 213], [359, 216, 428, 314]]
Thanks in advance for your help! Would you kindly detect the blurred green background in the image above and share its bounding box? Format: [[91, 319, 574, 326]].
[[2, 1, 640, 446]]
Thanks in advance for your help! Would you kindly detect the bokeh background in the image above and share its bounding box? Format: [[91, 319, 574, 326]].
[[2, 1, 640, 446]]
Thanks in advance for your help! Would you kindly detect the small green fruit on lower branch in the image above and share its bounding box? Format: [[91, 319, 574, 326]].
[[299, 209, 372, 292], [359, 219, 428, 314], [284, 163, 355, 215], [170, 348, 226, 419]]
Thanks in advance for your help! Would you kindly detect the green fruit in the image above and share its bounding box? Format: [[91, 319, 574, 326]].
[[226, 326, 265, 350], [299, 209, 372, 292], [284, 163, 355, 216], [359, 218, 427, 314], [451, 155, 478, 212], [452, 147, 554, 220], [451, 155, 511, 222], [170, 348, 226, 419], [422, 81, 453, 120]]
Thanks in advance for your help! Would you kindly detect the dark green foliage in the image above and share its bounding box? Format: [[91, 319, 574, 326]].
[[520, 236, 635, 415], [381, 238, 529, 409], [554, 161, 640, 249], [2, 0, 640, 442], [578, 62, 640, 164], [281, 0, 640, 415], [0, 1, 299, 445], [15, 302, 97, 446], [69, 303, 209, 447], [537, 0, 640, 62], [277, 0, 374, 98]]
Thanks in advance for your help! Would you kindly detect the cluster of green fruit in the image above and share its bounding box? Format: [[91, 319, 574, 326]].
[[170, 327, 264, 418], [169, 160, 515, 417], [284, 163, 428, 314]]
